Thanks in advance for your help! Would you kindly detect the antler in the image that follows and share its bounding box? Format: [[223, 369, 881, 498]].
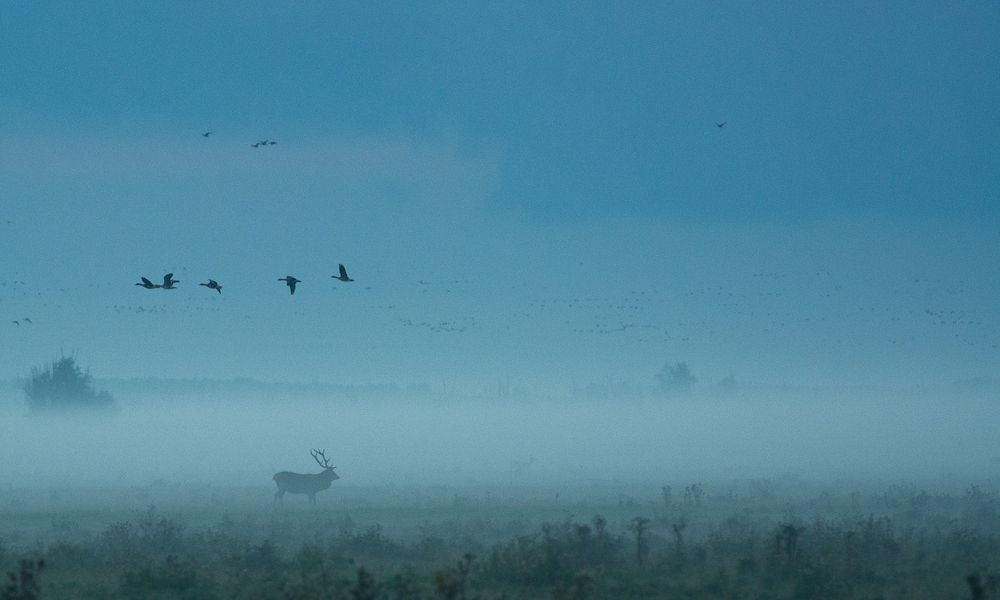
[[310, 448, 335, 469]]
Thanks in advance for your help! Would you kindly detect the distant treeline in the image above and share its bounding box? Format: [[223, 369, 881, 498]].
[[571, 379, 1000, 400], [98, 377, 436, 400], [1, 374, 996, 405]]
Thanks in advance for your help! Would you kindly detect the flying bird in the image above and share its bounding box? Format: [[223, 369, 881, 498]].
[[251, 142, 261, 148], [136, 277, 159, 289], [332, 264, 354, 282], [279, 276, 301, 295], [202, 131, 212, 137], [11, 320, 19, 326], [23, 317, 32, 324], [199, 279, 223, 294], [716, 121, 727, 128], [162, 273, 179, 289]]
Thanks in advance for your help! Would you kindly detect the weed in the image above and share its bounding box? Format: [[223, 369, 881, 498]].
[[1, 559, 43, 600]]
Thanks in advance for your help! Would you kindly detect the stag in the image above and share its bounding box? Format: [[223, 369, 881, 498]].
[[273, 449, 340, 504]]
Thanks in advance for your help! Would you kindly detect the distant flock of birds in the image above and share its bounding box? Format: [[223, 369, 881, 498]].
[[196, 124, 728, 150], [200, 131, 277, 149], [135, 264, 354, 296]]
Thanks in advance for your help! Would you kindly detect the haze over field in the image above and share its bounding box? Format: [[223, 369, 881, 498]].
[[1, 2, 998, 491], [1, 386, 999, 492]]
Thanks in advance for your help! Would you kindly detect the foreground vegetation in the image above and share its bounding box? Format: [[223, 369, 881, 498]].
[[1, 481, 999, 599]]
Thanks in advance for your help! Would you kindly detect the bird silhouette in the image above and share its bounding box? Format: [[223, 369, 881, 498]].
[[251, 142, 261, 148], [11, 320, 19, 326], [716, 122, 727, 128], [136, 277, 159, 289], [332, 264, 354, 282], [162, 273, 179, 289], [199, 279, 223, 294], [202, 131, 212, 137], [279, 276, 301, 295], [23, 317, 32, 324]]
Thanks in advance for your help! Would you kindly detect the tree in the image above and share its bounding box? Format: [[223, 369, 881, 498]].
[[656, 361, 696, 395], [628, 517, 650, 566], [23, 357, 116, 413], [715, 374, 738, 396]]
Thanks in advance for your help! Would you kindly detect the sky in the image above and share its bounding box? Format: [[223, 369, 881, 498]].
[[1, 2, 999, 392]]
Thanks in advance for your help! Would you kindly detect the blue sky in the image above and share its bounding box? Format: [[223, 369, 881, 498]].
[[1, 2, 998, 390]]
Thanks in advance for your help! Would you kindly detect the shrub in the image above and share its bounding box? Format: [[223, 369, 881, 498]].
[[715, 374, 738, 395], [23, 357, 116, 413], [1, 559, 44, 600], [482, 516, 622, 587], [335, 525, 404, 559], [121, 555, 201, 596], [656, 362, 696, 395]]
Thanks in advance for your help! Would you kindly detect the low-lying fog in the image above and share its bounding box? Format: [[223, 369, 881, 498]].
[[2, 387, 997, 491]]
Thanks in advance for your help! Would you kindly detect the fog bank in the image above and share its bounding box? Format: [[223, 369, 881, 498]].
[[2, 388, 996, 491]]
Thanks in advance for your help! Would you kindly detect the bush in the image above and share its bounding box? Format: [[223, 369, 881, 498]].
[[22, 357, 116, 413], [1, 559, 44, 600], [482, 516, 622, 587], [121, 556, 201, 597], [715, 374, 738, 396], [656, 362, 696, 395]]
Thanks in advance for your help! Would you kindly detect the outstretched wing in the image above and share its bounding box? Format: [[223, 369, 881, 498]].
[[289, 280, 297, 295], [141, 277, 154, 286], [163, 273, 174, 285], [339, 264, 349, 278]]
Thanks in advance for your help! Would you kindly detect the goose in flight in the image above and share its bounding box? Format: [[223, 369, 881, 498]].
[[332, 264, 354, 282], [279, 276, 301, 295], [716, 121, 727, 128], [202, 131, 212, 137], [136, 277, 160, 289], [162, 273, 179, 289], [199, 279, 223, 294]]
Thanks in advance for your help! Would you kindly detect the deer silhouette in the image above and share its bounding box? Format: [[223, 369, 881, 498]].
[[273, 449, 340, 504]]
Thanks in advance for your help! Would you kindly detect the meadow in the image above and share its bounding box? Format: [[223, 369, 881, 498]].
[[2, 384, 999, 598], [2, 477, 999, 599]]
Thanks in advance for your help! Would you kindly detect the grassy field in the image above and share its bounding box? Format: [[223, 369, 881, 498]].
[[2, 478, 999, 599]]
